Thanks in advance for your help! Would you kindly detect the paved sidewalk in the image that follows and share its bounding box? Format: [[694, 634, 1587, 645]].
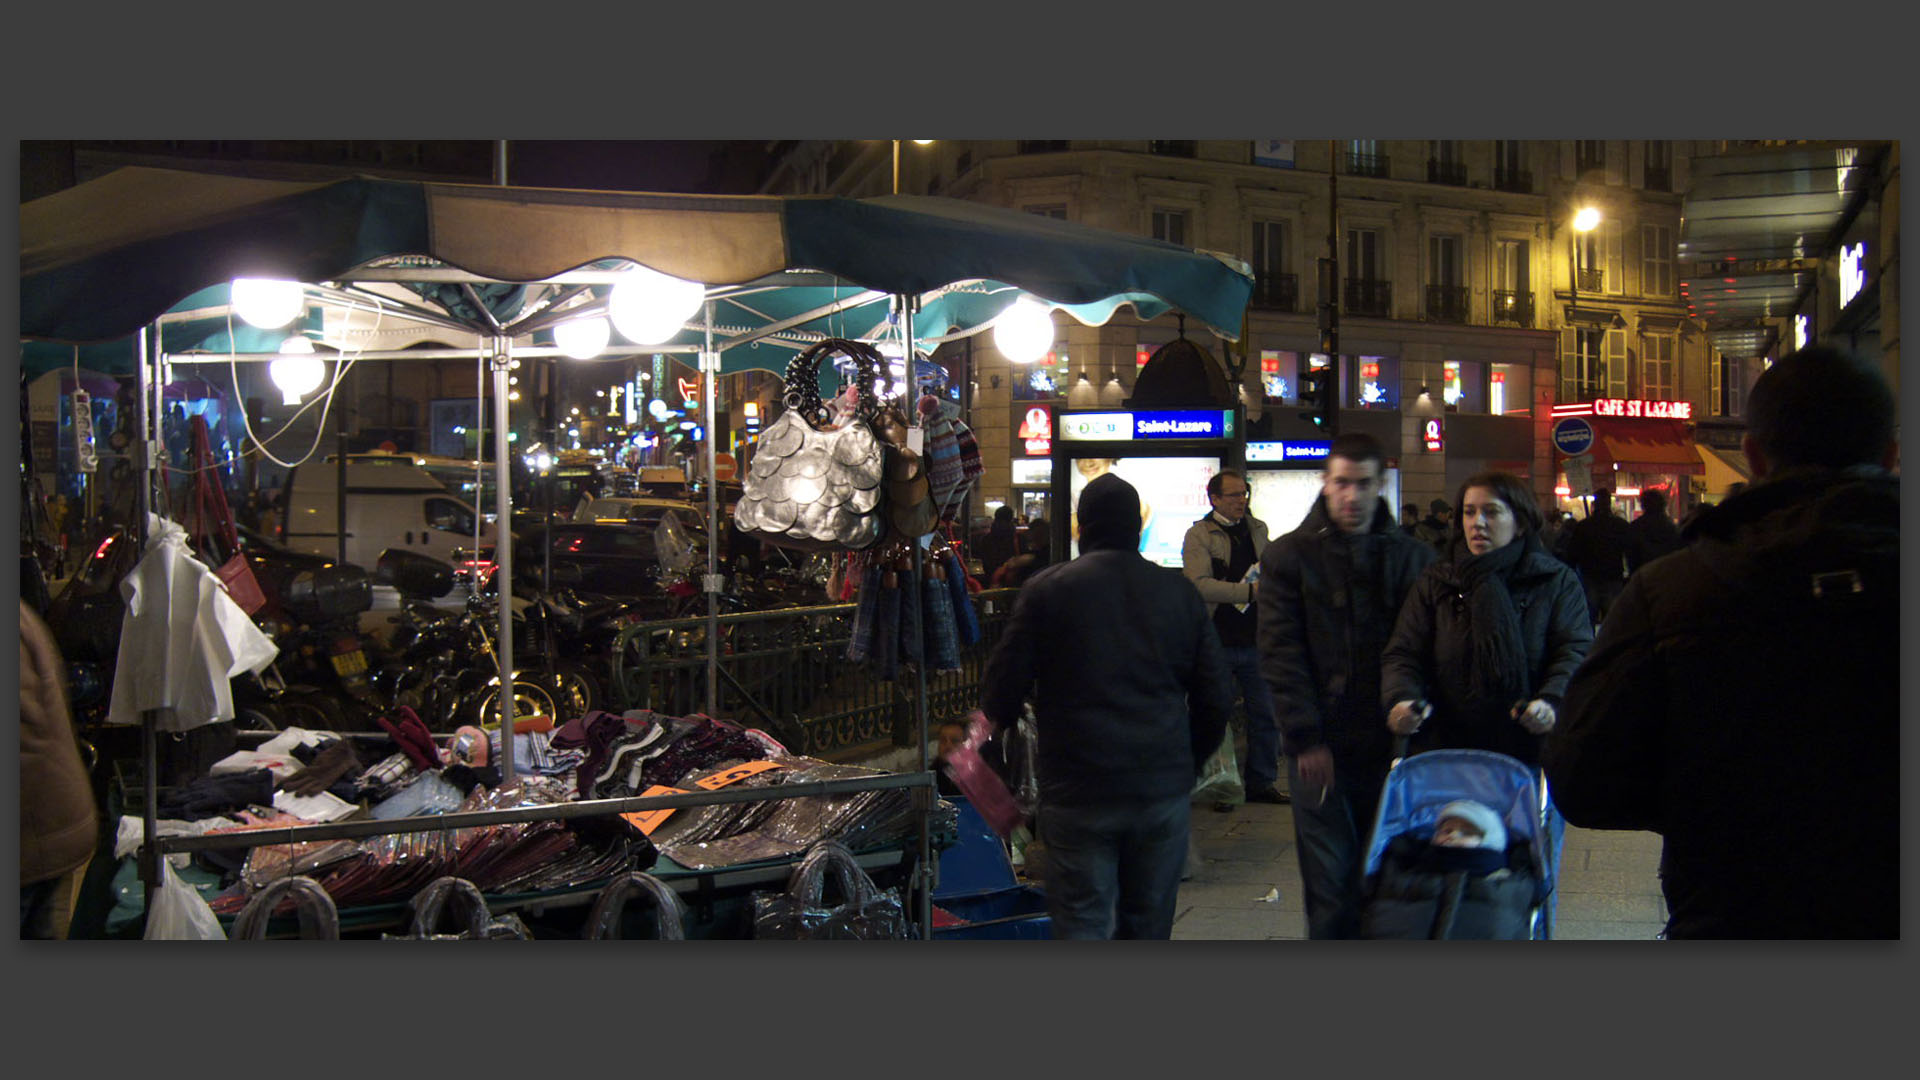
[[1173, 792, 1668, 941]]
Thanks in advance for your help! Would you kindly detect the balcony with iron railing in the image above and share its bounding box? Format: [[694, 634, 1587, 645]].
[[1149, 140, 1197, 157], [1345, 152, 1390, 178], [1251, 272, 1299, 311], [1425, 285, 1469, 323], [1427, 159, 1468, 186], [1493, 168, 1533, 193], [1491, 290, 1534, 326], [1643, 165, 1671, 192], [1344, 278, 1392, 317], [1577, 268, 1605, 292]]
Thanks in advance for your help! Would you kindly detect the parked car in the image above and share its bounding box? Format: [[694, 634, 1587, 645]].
[[571, 496, 711, 536]]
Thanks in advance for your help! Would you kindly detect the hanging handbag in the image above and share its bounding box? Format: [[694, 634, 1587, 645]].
[[734, 339, 887, 552], [750, 840, 911, 940], [381, 876, 532, 940], [230, 874, 341, 941], [583, 871, 689, 940], [876, 407, 939, 541], [188, 415, 267, 615]]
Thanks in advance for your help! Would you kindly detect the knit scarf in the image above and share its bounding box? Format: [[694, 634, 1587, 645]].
[[1453, 535, 1532, 707]]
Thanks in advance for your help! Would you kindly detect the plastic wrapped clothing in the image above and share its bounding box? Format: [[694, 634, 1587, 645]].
[[106, 514, 278, 731]]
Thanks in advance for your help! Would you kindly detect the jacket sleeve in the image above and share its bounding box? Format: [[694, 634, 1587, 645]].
[[1380, 572, 1438, 710], [1256, 537, 1324, 753], [979, 580, 1044, 733], [1533, 567, 1595, 705], [1181, 520, 1248, 606], [1184, 593, 1235, 772], [1542, 574, 1665, 831]]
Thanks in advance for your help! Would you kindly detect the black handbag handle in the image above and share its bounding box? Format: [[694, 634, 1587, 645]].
[[785, 338, 882, 428], [584, 872, 688, 940]]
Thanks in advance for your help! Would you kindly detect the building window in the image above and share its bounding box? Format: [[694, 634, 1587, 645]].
[[1251, 219, 1296, 310], [1151, 208, 1189, 246], [1711, 353, 1744, 417], [1642, 223, 1674, 297], [1148, 140, 1196, 158], [1577, 221, 1624, 294], [1344, 227, 1389, 316], [1644, 140, 1672, 191], [1026, 204, 1068, 220], [1563, 328, 1607, 401], [1427, 140, 1467, 185], [1258, 349, 1302, 403], [1346, 140, 1389, 178], [1018, 140, 1069, 155], [1642, 333, 1676, 400], [1350, 355, 1398, 409], [1442, 359, 1488, 413], [1494, 140, 1531, 192], [1426, 234, 1467, 322], [1576, 139, 1606, 175], [1490, 362, 1527, 416], [1493, 239, 1532, 324]]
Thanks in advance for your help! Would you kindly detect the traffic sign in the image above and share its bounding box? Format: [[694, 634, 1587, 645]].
[[712, 452, 737, 482], [1552, 417, 1596, 457]]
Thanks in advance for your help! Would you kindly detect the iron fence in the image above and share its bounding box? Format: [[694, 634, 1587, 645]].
[[608, 589, 1024, 761]]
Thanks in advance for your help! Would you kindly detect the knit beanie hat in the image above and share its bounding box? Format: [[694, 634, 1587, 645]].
[[1433, 799, 1507, 852]]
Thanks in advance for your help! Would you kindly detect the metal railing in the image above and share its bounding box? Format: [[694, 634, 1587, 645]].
[[1251, 272, 1298, 311], [1643, 166, 1671, 192], [1493, 168, 1533, 193], [1427, 159, 1467, 186], [608, 589, 1023, 760], [1425, 284, 1469, 323], [1492, 289, 1533, 325], [1344, 278, 1392, 317], [1577, 268, 1605, 292]]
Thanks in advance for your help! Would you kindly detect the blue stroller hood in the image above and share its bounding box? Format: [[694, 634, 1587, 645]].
[[1362, 749, 1555, 888]]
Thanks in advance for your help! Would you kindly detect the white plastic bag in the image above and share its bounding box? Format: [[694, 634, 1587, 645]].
[[144, 860, 228, 940]]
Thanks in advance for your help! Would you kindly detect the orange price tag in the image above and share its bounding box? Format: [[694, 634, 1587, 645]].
[[620, 785, 694, 836], [694, 759, 786, 790]]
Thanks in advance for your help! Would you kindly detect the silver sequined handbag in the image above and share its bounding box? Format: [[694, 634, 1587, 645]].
[[734, 338, 887, 552]]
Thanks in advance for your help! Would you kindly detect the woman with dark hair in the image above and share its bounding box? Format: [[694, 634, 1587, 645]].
[[1380, 472, 1592, 767]]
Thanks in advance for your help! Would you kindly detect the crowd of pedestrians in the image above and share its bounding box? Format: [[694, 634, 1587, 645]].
[[975, 345, 1897, 940]]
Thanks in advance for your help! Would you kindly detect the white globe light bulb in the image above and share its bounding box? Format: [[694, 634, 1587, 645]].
[[993, 297, 1055, 364], [554, 315, 611, 360], [608, 266, 705, 345], [270, 336, 325, 405], [231, 278, 307, 330]]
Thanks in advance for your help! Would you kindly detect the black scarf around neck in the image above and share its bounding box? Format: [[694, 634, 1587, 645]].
[[1453, 536, 1532, 706]]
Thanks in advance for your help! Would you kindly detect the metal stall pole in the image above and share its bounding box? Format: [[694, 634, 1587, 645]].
[[702, 305, 721, 717], [134, 324, 162, 916], [902, 296, 933, 940], [491, 336, 518, 784]]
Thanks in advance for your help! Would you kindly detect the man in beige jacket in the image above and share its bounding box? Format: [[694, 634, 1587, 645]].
[[1181, 469, 1285, 805]]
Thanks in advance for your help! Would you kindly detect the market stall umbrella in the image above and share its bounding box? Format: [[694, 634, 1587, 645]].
[[22, 166, 1253, 349]]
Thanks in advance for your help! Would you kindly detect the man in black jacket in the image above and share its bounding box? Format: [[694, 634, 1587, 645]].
[[1547, 347, 1899, 938], [981, 473, 1234, 939], [1256, 432, 1436, 938], [1564, 487, 1633, 623], [1623, 486, 1681, 574]]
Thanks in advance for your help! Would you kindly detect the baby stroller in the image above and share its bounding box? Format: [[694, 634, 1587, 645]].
[[1358, 742, 1561, 940]]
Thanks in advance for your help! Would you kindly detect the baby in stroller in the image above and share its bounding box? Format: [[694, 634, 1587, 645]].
[[1362, 797, 1542, 939]]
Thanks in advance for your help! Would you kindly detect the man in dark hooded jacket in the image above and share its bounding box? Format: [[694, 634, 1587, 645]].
[[1256, 432, 1436, 938], [980, 473, 1234, 939], [1547, 346, 1899, 938]]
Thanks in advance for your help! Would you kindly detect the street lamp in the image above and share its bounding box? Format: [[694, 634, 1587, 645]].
[[891, 140, 934, 195]]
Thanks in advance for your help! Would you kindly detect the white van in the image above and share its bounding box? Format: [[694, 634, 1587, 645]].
[[278, 459, 494, 575]]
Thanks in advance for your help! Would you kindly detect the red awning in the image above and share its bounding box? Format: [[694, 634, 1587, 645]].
[[1589, 418, 1704, 476]]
